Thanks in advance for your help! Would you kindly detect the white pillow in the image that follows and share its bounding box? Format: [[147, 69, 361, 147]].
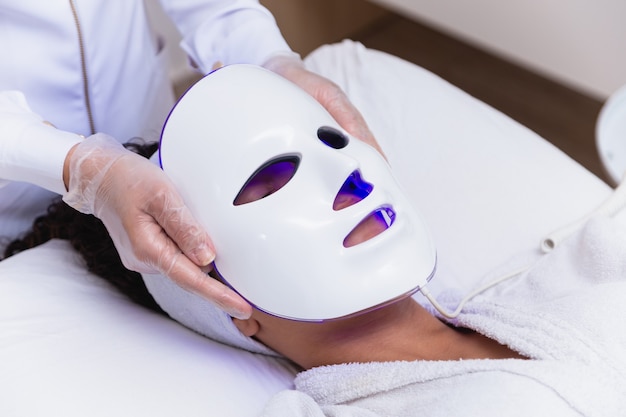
[[0, 239, 297, 417]]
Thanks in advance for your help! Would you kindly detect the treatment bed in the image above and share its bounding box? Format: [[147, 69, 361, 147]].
[[0, 40, 613, 416]]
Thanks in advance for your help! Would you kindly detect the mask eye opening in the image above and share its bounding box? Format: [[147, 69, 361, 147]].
[[233, 155, 300, 206], [318, 126, 348, 149]]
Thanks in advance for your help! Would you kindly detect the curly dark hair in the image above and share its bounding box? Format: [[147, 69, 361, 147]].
[[2, 141, 164, 314]]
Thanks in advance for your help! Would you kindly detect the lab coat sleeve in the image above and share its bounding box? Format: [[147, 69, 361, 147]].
[[158, 0, 294, 73], [0, 91, 82, 194]]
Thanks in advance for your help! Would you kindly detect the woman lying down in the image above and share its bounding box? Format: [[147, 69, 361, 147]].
[[6, 65, 625, 417]]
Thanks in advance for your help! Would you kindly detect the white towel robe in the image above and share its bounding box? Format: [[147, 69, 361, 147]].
[[0, 0, 290, 240], [261, 216, 626, 417]]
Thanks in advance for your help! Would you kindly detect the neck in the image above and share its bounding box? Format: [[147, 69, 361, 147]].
[[297, 298, 523, 369]]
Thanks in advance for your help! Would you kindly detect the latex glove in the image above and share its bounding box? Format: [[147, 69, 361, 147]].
[[63, 133, 252, 319], [263, 54, 385, 157]]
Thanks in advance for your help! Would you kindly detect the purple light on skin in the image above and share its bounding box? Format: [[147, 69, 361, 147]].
[[234, 156, 300, 206], [343, 206, 396, 248], [374, 206, 396, 228], [333, 170, 395, 248], [333, 170, 373, 210]]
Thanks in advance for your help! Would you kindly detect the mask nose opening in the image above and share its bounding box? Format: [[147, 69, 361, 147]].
[[343, 206, 396, 248], [333, 170, 373, 210]]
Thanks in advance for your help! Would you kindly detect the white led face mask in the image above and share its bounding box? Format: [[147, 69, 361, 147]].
[[159, 65, 436, 321]]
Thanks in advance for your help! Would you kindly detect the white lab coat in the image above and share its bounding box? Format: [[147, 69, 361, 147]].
[[0, 0, 291, 240]]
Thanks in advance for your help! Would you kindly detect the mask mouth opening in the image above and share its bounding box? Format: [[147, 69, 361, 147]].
[[343, 206, 396, 248]]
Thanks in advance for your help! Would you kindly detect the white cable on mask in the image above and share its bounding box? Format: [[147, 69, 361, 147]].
[[419, 264, 530, 319]]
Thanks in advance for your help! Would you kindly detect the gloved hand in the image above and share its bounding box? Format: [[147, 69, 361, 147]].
[[263, 54, 385, 157], [63, 133, 252, 319]]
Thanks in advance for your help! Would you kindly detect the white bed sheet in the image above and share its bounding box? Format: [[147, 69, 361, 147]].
[[0, 40, 612, 416]]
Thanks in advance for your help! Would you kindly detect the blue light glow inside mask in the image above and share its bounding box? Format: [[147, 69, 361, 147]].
[[159, 64, 437, 322]]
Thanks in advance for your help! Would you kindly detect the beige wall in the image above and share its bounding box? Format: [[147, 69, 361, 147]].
[[260, 0, 388, 56], [369, 0, 626, 98]]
